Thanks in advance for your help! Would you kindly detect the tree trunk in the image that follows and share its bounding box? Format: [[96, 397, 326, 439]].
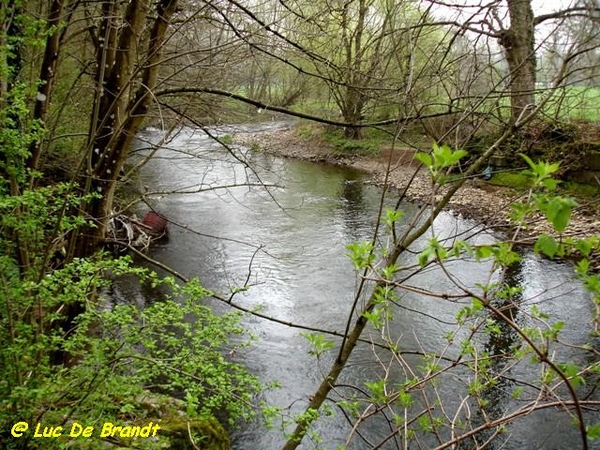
[[342, 87, 365, 139], [501, 0, 536, 124], [70, 0, 179, 259], [337, 0, 367, 140], [27, 0, 70, 175], [343, 125, 364, 139]]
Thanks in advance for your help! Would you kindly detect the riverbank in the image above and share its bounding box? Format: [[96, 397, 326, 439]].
[[233, 124, 600, 243]]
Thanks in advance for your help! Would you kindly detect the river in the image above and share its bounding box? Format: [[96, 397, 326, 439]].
[[131, 122, 598, 449]]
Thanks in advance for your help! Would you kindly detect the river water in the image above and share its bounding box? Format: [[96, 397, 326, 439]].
[[131, 123, 598, 449]]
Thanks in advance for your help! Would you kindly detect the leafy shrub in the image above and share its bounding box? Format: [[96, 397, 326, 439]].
[[0, 254, 261, 449]]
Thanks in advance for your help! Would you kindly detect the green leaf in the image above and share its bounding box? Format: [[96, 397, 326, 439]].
[[346, 241, 375, 269], [492, 242, 522, 266], [337, 400, 360, 418], [363, 308, 383, 329], [452, 240, 473, 258], [398, 390, 413, 407], [534, 234, 559, 258], [558, 362, 585, 388], [545, 197, 577, 232], [418, 416, 434, 432], [432, 144, 467, 167], [447, 149, 468, 165], [542, 320, 565, 340], [520, 153, 536, 171], [474, 245, 494, 260], [418, 247, 434, 267], [381, 264, 400, 279], [365, 379, 389, 403], [471, 298, 484, 313], [520, 153, 560, 178], [587, 422, 600, 440], [414, 152, 432, 167], [512, 386, 524, 400], [384, 208, 404, 227], [300, 332, 335, 357], [542, 178, 560, 190], [576, 239, 594, 256], [484, 318, 501, 336]]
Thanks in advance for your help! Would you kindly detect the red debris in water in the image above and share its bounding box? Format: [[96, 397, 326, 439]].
[[142, 211, 167, 235]]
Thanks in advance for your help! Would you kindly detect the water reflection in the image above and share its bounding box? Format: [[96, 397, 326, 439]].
[[462, 260, 524, 450], [338, 176, 367, 240]]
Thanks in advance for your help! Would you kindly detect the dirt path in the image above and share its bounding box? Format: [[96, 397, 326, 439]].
[[233, 125, 599, 243]]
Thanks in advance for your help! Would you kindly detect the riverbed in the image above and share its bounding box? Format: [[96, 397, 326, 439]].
[[131, 122, 598, 449]]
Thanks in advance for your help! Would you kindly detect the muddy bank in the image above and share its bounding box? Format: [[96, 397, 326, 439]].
[[233, 124, 599, 243]]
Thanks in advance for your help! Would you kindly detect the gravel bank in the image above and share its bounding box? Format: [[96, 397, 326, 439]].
[[233, 125, 600, 245]]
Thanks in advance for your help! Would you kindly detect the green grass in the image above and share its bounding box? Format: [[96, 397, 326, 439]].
[[323, 133, 379, 155], [449, 85, 600, 123], [321, 127, 393, 156], [297, 122, 317, 137], [220, 134, 233, 144], [543, 86, 600, 122], [291, 100, 338, 118], [489, 170, 600, 201], [488, 171, 534, 190], [562, 180, 600, 198]]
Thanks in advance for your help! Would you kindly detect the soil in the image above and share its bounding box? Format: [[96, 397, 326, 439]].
[[233, 124, 600, 247]]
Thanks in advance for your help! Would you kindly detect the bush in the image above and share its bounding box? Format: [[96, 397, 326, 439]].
[[0, 254, 261, 449]]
